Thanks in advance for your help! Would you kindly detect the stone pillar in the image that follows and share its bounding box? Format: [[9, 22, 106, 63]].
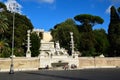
[[70, 32, 75, 56], [26, 30, 31, 57]]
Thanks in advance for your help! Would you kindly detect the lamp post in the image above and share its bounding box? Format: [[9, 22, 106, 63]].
[[9, 12, 15, 74], [9, 4, 15, 74], [7, 0, 21, 74]]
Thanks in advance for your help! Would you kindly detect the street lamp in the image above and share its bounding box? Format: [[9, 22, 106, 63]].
[[7, 0, 21, 74], [9, 11, 15, 74]]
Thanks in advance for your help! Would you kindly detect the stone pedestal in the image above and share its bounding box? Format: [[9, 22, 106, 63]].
[[26, 51, 31, 58]]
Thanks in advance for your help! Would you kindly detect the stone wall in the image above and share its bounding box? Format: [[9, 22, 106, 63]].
[[0, 57, 120, 72], [79, 57, 120, 68], [0, 57, 39, 72]]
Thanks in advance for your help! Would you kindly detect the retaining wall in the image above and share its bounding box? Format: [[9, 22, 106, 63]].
[[79, 57, 120, 68], [0, 57, 120, 72], [0, 57, 39, 72]]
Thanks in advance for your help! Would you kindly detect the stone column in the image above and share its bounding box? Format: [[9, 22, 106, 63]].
[[26, 30, 31, 57], [70, 32, 74, 55]]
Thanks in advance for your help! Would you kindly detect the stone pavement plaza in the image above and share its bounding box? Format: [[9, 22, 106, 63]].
[[0, 68, 120, 80]]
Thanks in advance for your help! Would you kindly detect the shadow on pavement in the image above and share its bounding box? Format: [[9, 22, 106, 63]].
[[26, 72, 88, 80]]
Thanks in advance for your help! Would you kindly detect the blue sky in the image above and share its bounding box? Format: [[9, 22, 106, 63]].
[[1, 0, 120, 32]]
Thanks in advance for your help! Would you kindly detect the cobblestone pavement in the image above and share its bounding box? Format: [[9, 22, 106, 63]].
[[0, 68, 120, 80]]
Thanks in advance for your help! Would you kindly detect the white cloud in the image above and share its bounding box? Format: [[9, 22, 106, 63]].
[[105, 0, 120, 14], [109, 0, 120, 6], [22, 0, 55, 4], [110, 0, 120, 4], [105, 5, 112, 14], [38, 0, 54, 4]]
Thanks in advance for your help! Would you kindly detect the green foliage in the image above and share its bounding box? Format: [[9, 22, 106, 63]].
[[51, 19, 80, 54], [0, 2, 119, 57], [74, 14, 104, 56], [0, 13, 8, 35], [0, 39, 11, 58], [109, 6, 120, 23], [14, 48, 24, 56], [74, 14, 104, 26], [79, 31, 96, 56], [0, 2, 34, 57], [30, 32, 40, 57], [118, 7, 120, 14], [93, 29, 109, 56], [0, 2, 7, 11], [51, 15, 107, 57], [108, 6, 120, 56], [0, 47, 11, 58]]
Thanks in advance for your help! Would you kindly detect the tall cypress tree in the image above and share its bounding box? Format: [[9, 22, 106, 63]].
[[30, 32, 40, 57], [108, 6, 120, 56], [118, 7, 120, 15]]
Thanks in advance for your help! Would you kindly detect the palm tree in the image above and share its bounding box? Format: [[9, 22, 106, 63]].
[[0, 39, 8, 53], [0, 39, 10, 57], [0, 13, 8, 34]]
